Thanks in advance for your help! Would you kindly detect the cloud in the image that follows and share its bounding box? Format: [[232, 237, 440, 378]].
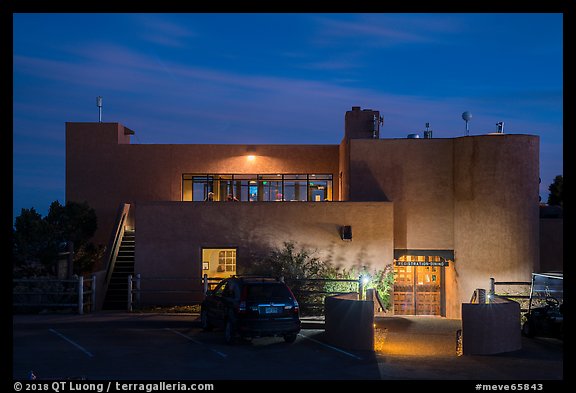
[[311, 14, 461, 47], [13, 43, 562, 145], [130, 14, 197, 47]]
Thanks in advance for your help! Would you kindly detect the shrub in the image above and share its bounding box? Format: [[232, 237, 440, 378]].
[[248, 242, 394, 315]]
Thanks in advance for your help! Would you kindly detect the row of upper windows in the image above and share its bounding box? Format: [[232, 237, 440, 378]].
[[182, 174, 333, 202]]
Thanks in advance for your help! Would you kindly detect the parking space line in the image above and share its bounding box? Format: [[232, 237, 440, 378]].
[[48, 328, 94, 358], [298, 332, 363, 360], [165, 328, 228, 358]]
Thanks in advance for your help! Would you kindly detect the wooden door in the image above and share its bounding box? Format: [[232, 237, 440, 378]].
[[414, 266, 441, 315], [393, 258, 442, 316]]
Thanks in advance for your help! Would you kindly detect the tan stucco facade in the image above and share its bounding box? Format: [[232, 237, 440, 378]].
[[66, 107, 542, 318], [66, 122, 339, 248], [134, 201, 393, 304]]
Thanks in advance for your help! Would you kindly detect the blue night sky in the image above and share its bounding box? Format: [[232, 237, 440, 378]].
[[13, 13, 563, 221]]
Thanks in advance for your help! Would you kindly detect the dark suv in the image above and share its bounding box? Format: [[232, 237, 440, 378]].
[[200, 276, 301, 344]]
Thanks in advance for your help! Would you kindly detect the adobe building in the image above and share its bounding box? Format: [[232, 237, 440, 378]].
[[66, 106, 541, 318]]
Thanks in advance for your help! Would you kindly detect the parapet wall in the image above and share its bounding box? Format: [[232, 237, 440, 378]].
[[324, 293, 374, 351]]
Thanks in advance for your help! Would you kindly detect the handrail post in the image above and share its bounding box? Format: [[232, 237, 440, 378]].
[[91, 274, 97, 312], [203, 273, 208, 295], [489, 277, 495, 303], [77, 276, 84, 315], [135, 273, 141, 306], [127, 274, 133, 312]]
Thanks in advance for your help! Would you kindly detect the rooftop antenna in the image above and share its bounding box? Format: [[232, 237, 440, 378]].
[[96, 96, 103, 123], [424, 122, 433, 139], [462, 111, 472, 136]]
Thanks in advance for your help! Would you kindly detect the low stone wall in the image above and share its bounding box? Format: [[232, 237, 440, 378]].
[[461, 299, 521, 355], [324, 293, 374, 351]]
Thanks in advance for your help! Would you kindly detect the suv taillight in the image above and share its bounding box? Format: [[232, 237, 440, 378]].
[[286, 286, 299, 314], [292, 300, 299, 314]]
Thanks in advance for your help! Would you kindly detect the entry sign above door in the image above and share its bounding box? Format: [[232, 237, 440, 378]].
[[395, 261, 449, 267]]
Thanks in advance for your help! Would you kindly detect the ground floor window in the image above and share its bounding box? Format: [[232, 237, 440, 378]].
[[393, 255, 448, 316], [202, 248, 237, 279], [182, 174, 333, 202]]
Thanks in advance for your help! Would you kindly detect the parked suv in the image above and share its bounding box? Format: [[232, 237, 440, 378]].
[[200, 276, 301, 344]]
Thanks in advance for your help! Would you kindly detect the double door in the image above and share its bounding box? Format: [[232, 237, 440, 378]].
[[394, 264, 442, 315]]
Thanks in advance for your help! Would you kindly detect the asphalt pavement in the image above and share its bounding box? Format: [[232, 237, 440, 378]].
[[12, 312, 565, 383]]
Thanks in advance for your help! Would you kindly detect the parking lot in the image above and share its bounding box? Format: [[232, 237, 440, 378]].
[[13, 312, 564, 382]]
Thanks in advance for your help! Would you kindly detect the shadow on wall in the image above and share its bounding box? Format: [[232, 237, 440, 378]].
[[349, 161, 391, 202]]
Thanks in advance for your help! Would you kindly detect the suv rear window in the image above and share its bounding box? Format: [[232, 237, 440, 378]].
[[246, 283, 292, 301]]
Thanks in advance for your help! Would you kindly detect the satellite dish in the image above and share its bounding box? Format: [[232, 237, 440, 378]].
[[462, 111, 472, 136]]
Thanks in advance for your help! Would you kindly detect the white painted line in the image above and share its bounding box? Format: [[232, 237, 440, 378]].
[[298, 332, 363, 360], [48, 328, 94, 358], [165, 328, 227, 358]]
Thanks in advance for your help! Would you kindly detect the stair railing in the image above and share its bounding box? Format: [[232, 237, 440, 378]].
[[103, 203, 131, 300]]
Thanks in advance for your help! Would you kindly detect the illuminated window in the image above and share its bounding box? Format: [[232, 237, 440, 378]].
[[182, 174, 333, 202], [218, 250, 236, 272], [202, 248, 236, 278]]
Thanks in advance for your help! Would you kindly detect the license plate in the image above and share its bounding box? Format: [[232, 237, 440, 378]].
[[264, 307, 279, 314]]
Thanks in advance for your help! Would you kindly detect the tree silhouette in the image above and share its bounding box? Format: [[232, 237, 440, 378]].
[[547, 175, 563, 206], [13, 201, 103, 277]]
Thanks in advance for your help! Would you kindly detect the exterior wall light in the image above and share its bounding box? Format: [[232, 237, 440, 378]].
[[340, 225, 352, 241]]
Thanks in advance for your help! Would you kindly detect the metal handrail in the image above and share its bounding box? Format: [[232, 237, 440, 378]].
[[103, 203, 131, 291]]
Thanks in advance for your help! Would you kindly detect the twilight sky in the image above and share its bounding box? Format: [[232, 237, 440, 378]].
[[12, 13, 563, 221]]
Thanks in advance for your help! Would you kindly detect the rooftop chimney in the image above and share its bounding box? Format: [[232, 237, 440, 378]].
[[345, 106, 382, 140]]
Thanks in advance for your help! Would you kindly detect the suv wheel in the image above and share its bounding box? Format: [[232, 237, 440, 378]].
[[200, 309, 212, 331], [224, 319, 236, 345], [284, 334, 297, 343]]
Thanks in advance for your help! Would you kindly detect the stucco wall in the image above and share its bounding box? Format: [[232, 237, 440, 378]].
[[338, 137, 349, 202], [453, 135, 540, 309], [348, 138, 455, 250], [134, 201, 394, 304], [66, 122, 540, 318], [461, 300, 522, 355], [347, 135, 539, 318], [539, 218, 563, 272], [66, 122, 340, 247]]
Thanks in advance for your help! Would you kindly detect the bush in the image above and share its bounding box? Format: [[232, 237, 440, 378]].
[[248, 241, 394, 315], [332, 265, 395, 311]]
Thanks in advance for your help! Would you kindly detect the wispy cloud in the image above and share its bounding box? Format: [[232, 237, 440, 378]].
[[13, 43, 561, 145], [131, 14, 196, 47], [311, 14, 461, 47]]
